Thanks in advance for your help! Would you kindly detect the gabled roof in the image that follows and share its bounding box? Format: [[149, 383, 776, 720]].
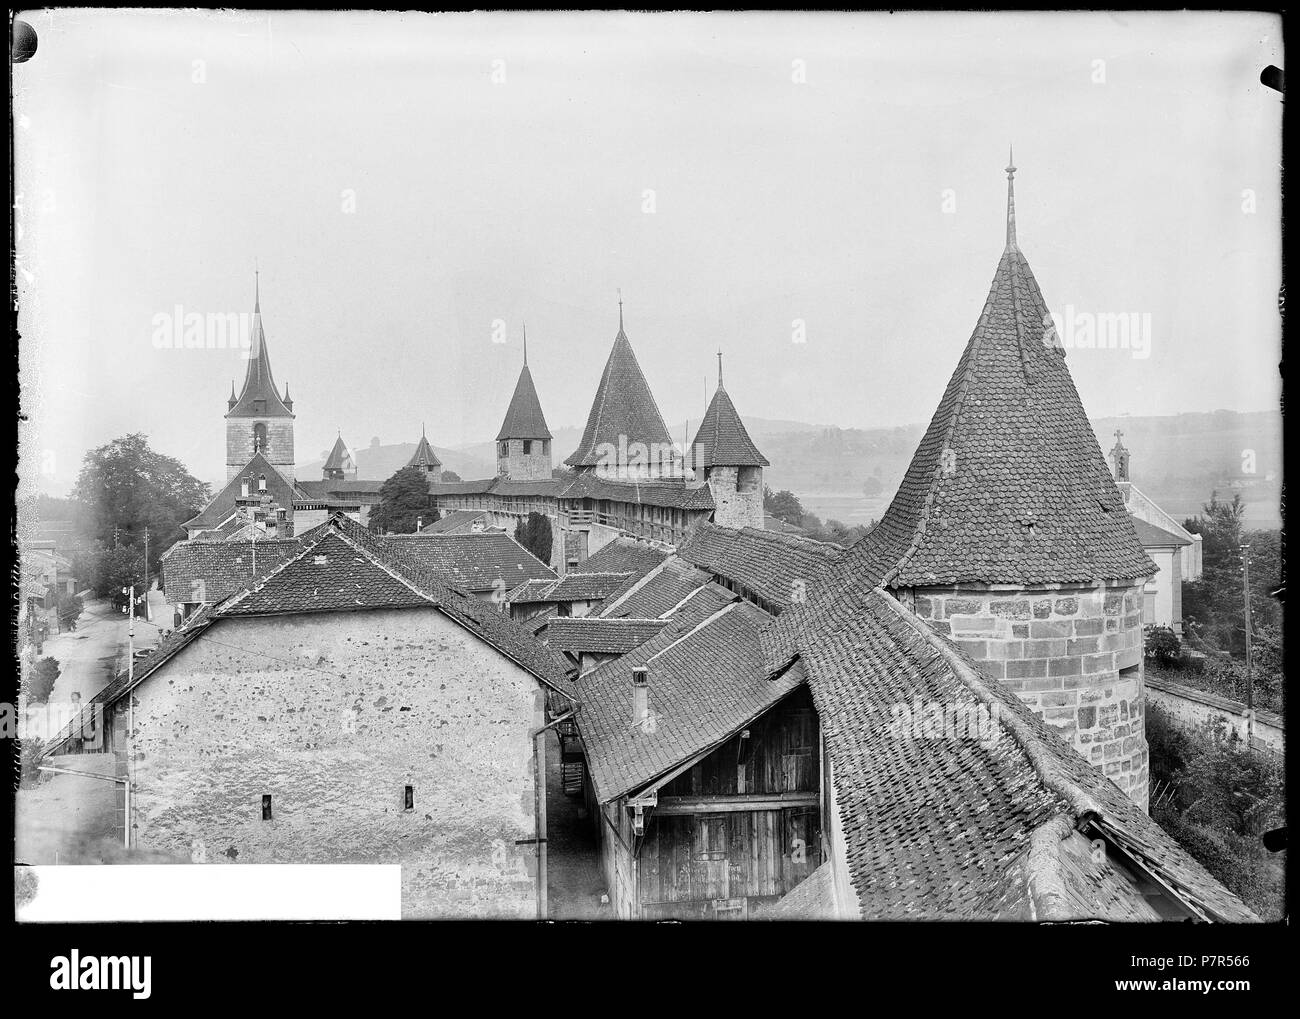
[[565, 320, 674, 467], [689, 381, 768, 469], [545, 616, 671, 656], [677, 521, 843, 611], [1130, 515, 1192, 548], [594, 558, 716, 619], [407, 430, 443, 469], [184, 452, 306, 530], [841, 168, 1155, 588], [420, 510, 488, 534], [579, 537, 672, 576], [379, 531, 557, 593], [509, 571, 634, 605], [497, 364, 552, 441], [557, 472, 715, 511], [41, 515, 575, 746], [227, 284, 292, 418], [576, 594, 797, 802], [161, 535, 306, 604], [323, 435, 354, 472]]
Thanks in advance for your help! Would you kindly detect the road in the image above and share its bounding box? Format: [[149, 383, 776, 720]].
[[42, 588, 171, 707]]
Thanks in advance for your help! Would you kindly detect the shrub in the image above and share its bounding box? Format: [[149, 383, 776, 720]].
[[25, 657, 60, 703], [1143, 623, 1182, 666]]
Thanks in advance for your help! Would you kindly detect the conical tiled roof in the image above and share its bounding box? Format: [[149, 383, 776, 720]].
[[407, 428, 443, 469], [227, 279, 293, 419], [844, 161, 1155, 588], [497, 365, 552, 441], [323, 435, 354, 472], [690, 368, 768, 469], [565, 315, 673, 467]]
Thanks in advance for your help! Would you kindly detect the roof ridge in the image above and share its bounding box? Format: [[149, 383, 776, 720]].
[[646, 598, 743, 662], [598, 555, 678, 617]]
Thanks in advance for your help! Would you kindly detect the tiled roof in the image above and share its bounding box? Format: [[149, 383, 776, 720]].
[[545, 616, 670, 655], [546, 572, 635, 602], [430, 479, 497, 497], [220, 530, 434, 615], [689, 383, 769, 469], [595, 558, 716, 619], [507, 578, 559, 603], [558, 472, 716, 511], [763, 514, 805, 535], [420, 510, 488, 534], [497, 364, 552, 441], [226, 296, 292, 419], [1130, 516, 1192, 547], [580, 537, 671, 576], [407, 432, 443, 470], [295, 479, 385, 501], [565, 325, 675, 467], [758, 862, 838, 920], [779, 582, 1256, 921], [161, 535, 306, 604], [576, 597, 796, 801], [184, 452, 306, 530], [44, 517, 576, 759], [379, 531, 556, 592], [677, 521, 843, 611], [839, 214, 1155, 587]]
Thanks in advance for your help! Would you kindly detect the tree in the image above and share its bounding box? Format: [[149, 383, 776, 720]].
[[369, 466, 432, 534], [439, 470, 462, 483], [515, 512, 554, 565], [25, 657, 60, 703], [1143, 624, 1181, 667], [763, 487, 805, 525], [70, 434, 210, 577], [861, 476, 884, 497]]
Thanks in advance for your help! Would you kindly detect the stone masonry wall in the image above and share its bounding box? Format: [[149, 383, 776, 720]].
[[118, 607, 545, 917], [498, 439, 551, 481], [707, 466, 764, 530], [226, 417, 295, 480], [907, 582, 1149, 812]]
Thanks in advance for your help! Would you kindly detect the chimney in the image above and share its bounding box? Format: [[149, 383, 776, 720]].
[[631, 666, 650, 727]]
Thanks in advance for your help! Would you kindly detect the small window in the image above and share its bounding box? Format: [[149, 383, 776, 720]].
[[498, 442, 508, 458], [404, 786, 414, 811], [523, 440, 532, 455], [543, 440, 550, 456], [240, 480, 250, 498], [258, 475, 267, 493], [262, 795, 272, 820]]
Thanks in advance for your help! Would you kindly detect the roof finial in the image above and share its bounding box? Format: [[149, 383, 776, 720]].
[[422, 421, 426, 439], [522, 322, 528, 366], [617, 289, 624, 333], [254, 259, 261, 313], [1005, 145, 1018, 251], [717, 348, 724, 388]]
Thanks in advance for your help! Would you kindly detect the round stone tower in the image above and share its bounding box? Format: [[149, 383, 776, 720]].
[[851, 154, 1157, 810]]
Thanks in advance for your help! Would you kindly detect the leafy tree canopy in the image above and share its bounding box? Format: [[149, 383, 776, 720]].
[[370, 466, 433, 534]]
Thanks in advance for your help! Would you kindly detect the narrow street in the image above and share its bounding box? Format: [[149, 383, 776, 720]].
[[42, 588, 170, 706], [544, 727, 612, 920]]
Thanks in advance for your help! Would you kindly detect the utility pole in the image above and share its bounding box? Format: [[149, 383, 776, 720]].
[[143, 526, 151, 623], [1241, 543, 1254, 743]]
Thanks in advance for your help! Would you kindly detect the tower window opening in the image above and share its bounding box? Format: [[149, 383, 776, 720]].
[[404, 786, 414, 811], [262, 795, 272, 820]]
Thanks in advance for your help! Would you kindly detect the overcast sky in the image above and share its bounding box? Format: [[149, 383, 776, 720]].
[[16, 10, 1283, 492]]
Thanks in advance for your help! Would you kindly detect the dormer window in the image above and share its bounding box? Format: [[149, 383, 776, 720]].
[[253, 399, 266, 414], [258, 475, 267, 493]]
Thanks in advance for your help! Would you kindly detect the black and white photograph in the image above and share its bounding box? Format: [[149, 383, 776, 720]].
[[7, 6, 1287, 996]]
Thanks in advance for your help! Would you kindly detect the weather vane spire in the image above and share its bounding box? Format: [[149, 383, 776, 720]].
[[1005, 145, 1018, 252], [617, 288, 624, 332], [717, 348, 724, 388], [522, 322, 528, 366]]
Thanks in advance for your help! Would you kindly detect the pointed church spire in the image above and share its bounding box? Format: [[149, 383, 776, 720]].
[[1005, 145, 1018, 252]]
